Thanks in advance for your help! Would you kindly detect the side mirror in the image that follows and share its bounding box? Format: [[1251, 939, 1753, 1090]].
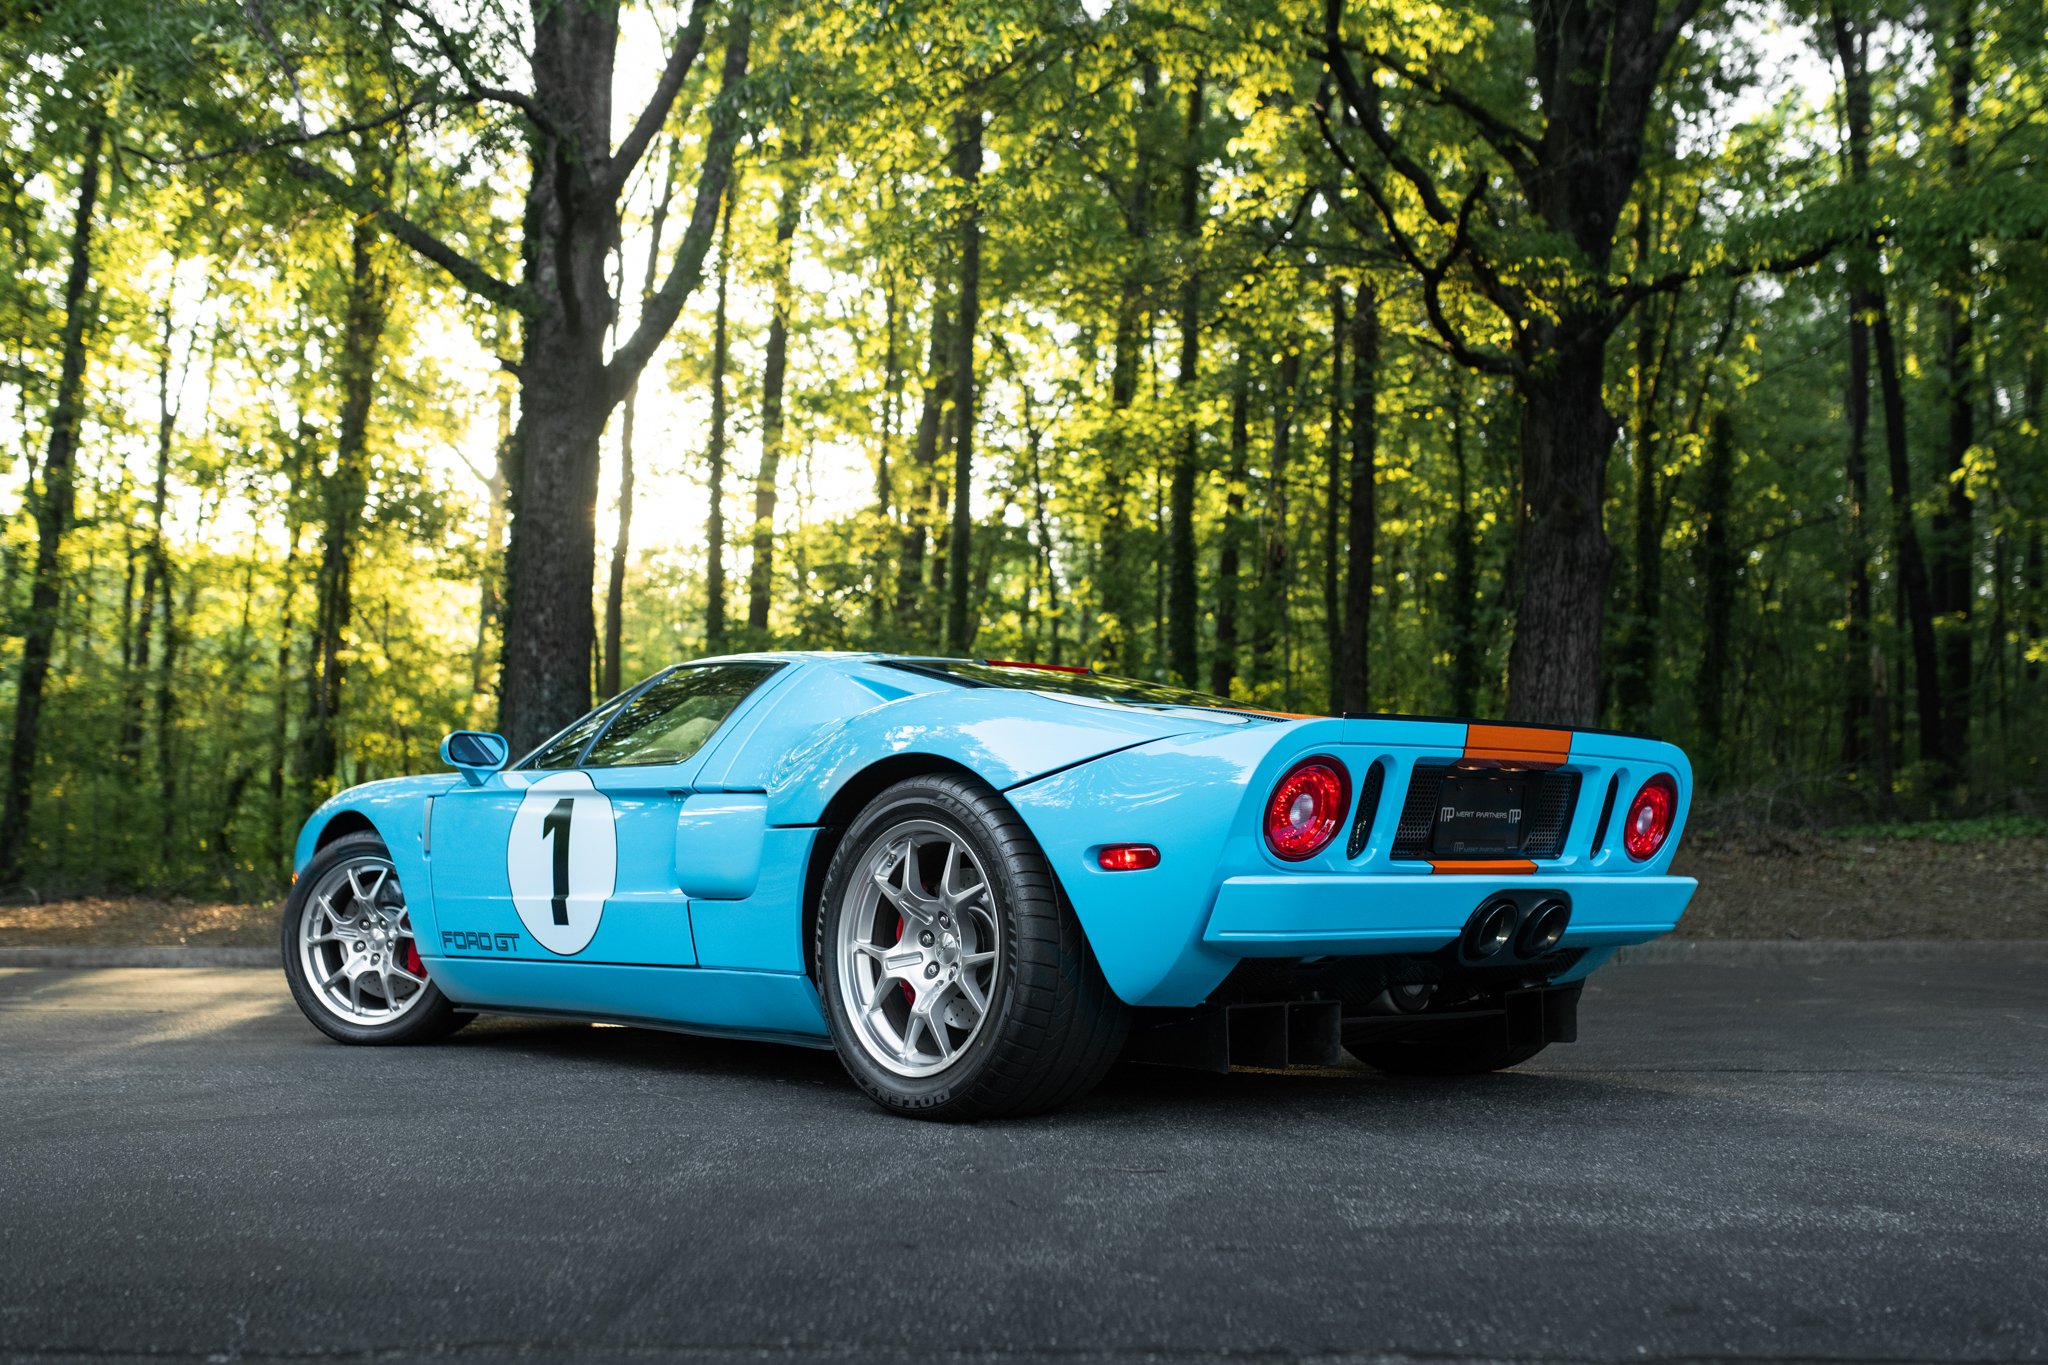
[[440, 731, 509, 786]]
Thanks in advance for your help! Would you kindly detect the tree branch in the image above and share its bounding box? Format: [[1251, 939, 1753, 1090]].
[[599, 0, 713, 199], [127, 99, 435, 168], [242, 0, 309, 136], [1651, 0, 1711, 72], [1314, 88, 1519, 377], [1322, 0, 1457, 228], [1601, 234, 1841, 333], [280, 155, 523, 312], [1365, 47, 1540, 197], [390, 0, 562, 139], [603, 11, 753, 406]]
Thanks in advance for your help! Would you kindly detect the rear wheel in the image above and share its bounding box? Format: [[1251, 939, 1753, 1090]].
[[281, 831, 467, 1046], [1350, 1037, 1547, 1076], [816, 774, 1127, 1120]]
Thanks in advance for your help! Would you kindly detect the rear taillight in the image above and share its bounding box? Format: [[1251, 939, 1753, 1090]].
[[1621, 775, 1678, 860], [1264, 757, 1349, 861]]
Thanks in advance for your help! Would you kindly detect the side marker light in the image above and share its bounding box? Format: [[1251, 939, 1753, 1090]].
[[1097, 844, 1161, 872]]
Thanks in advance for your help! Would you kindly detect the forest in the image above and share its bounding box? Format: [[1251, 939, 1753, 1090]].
[[0, 0, 2042, 898]]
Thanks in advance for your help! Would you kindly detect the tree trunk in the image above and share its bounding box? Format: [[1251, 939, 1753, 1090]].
[[1930, 0, 1976, 774], [301, 223, 386, 792], [898, 296, 951, 633], [156, 561, 181, 847], [1325, 0, 1694, 725], [1336, 285, 1378, 713], [1251, 351, 1300, 689], [1695, 419, 1736, 777], [747, 153, 805, 637], [0, 123, 99, 884], [1614, 199, 1671, 731], [2025, 360, 2044, 687], [1831, 8, 1947, 779], [1841, 282, 1883, 791], [1447, 373, 1479, 716], [1871, 304, 1949, 776], [1505, 325, 1613, 725], [1209, 367, 1249, 696], [945, 108, 982, 653], [271, 522, 300, 862], [705, 187, 734, 654], [490, 9, 748, 753], [876, 271, 901, 619], [472, 379, 512, 706], [1097, 64, 1158, 674], [1321, 285, 1345, 706], [604, 143, 679, 694], [2027, 527, 2043, 687], [1167, 84, 1204, 688], [124, 305, 178, 769], [1099, 301, 1146, 673]]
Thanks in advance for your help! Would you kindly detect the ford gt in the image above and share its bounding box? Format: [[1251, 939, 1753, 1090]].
[[281, 653, 1696, 1118]]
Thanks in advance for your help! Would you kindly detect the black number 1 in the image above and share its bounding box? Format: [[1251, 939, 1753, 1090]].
[[541, 797, 574, 925]]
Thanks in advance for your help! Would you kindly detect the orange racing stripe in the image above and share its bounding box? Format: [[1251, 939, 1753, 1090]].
[[1422, 723, 1575, 875], [1425, 858, 1538, 875], [1462, 723, 1573, 767]]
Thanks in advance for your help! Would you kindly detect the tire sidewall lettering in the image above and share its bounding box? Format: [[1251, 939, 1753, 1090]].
[[507, 771, 617, 956]]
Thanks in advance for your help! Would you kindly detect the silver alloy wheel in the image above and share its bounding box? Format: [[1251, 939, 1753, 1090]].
[[835, 819, 1002, 1078], [296, 854, 431, 1026]]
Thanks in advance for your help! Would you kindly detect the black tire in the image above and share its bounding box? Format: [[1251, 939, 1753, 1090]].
[[281, 830, 468, 1046], [1350, 1036, 1547, 1076], [815, 774, 1128, 1120]]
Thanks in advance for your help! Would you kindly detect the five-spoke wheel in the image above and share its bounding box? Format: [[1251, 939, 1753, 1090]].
[[296, 855, 431, 1025], [836, 820, 1002, 1076], [817, 774, 1127, 1120], [281, 831, 467, 1045]]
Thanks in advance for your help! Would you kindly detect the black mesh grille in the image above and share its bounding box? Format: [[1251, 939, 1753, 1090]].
[[1391, 764, 1582, 860], [1520, 771, 1581, 858], [1393, 768, 1444, 854], [1345, 760, 1387, 859]]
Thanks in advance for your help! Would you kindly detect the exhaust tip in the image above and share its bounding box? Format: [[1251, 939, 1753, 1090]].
[[1464, 898, 1517, 959], [1516, 898, 1571, 958]]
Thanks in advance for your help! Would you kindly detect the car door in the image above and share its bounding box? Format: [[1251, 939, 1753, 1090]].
[[426, 662, 785, 967], [572, 661, 786, 965], [427, 688, 636, 962]]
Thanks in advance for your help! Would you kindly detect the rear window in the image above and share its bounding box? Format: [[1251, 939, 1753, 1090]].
[[883, 659, 1270, 715]]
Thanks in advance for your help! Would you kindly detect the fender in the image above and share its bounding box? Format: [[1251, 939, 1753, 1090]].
[[697, 663, 1215, 825], [294, 774, 458, 940]]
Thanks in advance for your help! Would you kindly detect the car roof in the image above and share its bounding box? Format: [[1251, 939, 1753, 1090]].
[[668, 651, 1032, 671]]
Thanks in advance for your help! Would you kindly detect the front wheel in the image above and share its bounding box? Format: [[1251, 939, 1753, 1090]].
[[281, 831, 468, 1046], [816, 775, 1127, 1120]]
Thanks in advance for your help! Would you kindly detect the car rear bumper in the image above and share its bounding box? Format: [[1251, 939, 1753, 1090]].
[[1203, 872, 1696, 957]]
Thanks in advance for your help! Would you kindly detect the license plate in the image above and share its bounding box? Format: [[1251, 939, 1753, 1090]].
[[1433, 774, 1528, 856]]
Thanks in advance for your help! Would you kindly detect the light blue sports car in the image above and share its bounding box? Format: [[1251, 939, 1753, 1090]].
[[282, 653, 1697, 1118]]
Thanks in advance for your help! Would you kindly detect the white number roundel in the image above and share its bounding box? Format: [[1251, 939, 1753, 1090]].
[[507, 771, 617, 956]]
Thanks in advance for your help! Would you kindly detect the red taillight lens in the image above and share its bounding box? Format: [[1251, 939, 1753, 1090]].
[[1621, 775, 1678, 860], [1096, 843, 1160, 871], [1264, 757, 1350, 861]]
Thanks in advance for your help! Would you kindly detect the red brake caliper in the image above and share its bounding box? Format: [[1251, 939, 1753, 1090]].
[[405, 940, 426, 978]]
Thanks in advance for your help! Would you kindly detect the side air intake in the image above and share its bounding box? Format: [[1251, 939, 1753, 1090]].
[[1345, 760, 1386, 859]]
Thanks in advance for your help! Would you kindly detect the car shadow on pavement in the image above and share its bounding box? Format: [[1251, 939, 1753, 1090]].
[[439, 1012, 1651, 1128]]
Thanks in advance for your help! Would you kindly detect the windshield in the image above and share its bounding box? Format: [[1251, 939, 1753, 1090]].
[[883, 659, 1293, 716]]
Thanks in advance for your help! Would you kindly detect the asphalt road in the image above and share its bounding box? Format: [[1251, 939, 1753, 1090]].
[[2, 946, 2044, 1364]]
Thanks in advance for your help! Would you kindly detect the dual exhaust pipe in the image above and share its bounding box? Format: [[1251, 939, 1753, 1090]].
[[1461, 894, 1571, 963]]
